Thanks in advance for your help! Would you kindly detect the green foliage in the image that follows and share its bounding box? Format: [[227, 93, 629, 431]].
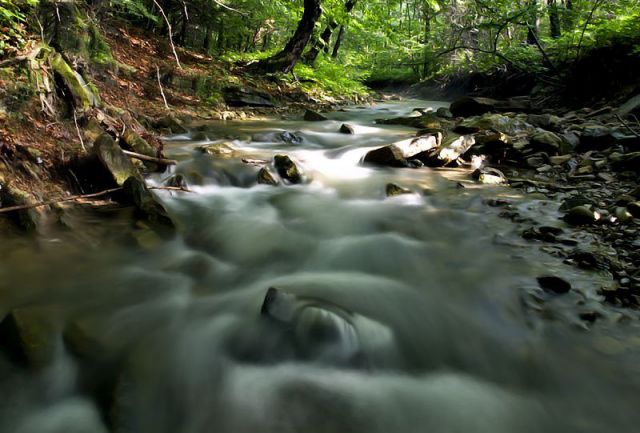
[[0, 0, 31, 56], [294, 56, 368, 97]]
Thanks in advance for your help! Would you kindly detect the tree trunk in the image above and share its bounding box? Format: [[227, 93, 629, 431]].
[[254, 0, 322, 73], [305, 0, 356, 63], [526, 0, 539, 45], [548, 0, 561, 38], [562, 0, 574, 31], [331, 25, 345, 58]]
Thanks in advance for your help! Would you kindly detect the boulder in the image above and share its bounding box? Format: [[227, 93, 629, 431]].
[[577, 124, 615, 151], [50, 53, 100, 110], [339, 124, 355, 134], [617, 94, 640, 117], [152, 115, 188, 134], [529, 130, 569, 155], [415, 135, 476, 167], [610, 151, 640, 172], [363, 135, 440, 168], [455, 113, 534, 136], [471, 167, 507, 185], [563, 206, 599, 225], [279, 131, 304, 144], [304, 110, 328, 121], [93, 133, 140, 186], [526, 114, 563, 131], [0, 306, 59, 369], [386, 183, 412, 197], [450, 96, 530, 117], [274, 155, 303, 184], [436, 107, 453, 119], [257, 167, 279, 186], [122, 176, 174, 228], [376, 112, 450, 132], [537, 276, 572, 294], [223, 87, 274, 107], [121, 129, 156, 158], [627, 202, 640, 218]]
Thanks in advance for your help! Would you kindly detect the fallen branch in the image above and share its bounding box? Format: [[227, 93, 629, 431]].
[[156, 65, 170, 110], [615, 114, 640, 138], [149, 185, 194, 193], [151, 0, 182, 69], [0, 187, 122, 214], [122, 150, 177, 165]]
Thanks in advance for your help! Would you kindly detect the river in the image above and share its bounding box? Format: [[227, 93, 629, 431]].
[[1, 100, 640, 433]]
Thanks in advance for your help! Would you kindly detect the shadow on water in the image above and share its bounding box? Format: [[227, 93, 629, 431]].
[[1, 101, 640, 433]]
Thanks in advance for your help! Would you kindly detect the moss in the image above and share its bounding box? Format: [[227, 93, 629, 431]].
[[88, 22, 115, 66], [50, 53, 99, 110]]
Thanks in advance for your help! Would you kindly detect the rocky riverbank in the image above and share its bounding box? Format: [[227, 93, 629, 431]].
[[360, 94, 640, 313]]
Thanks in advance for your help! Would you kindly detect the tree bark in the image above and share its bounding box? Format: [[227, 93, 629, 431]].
[[254, 0, 322, 73], [548, 0, 561, 38], [331, 25, 345, 58], [526, 0, 539, 45]]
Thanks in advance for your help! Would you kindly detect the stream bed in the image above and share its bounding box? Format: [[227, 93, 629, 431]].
[[1, 100, 640, 433]]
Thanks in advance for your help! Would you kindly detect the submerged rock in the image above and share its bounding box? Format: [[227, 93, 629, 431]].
[[0, 306, 59, 369], [537, 276, 572, 294], [386, 183, 412, 197], [274, 154, 303, 184], [257, 167, 279, 186], [304, 110, 328, 121]]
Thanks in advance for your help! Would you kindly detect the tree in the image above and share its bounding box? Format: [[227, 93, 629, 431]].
[[254, 0, 322, 73], [305, 0, 357, 63]]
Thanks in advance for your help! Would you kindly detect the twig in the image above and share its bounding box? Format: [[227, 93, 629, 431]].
[[156, 65, 170, 110], [73, 111, 86, 152], [615, 114, 640, 138], [0, 188, 122, 214], [575, 0, 605, 60], [151, 0, 182, 69], [122, 150, 177, 165], [149, 185, 194, 193], [212, 0, 247, 15]]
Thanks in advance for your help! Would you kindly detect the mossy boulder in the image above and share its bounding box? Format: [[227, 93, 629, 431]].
[[122, 176, 174, 229], [274, 155, 303, 184], [121, 129, 156, 158], [50, 53, 100, 110], [0, 182, 39, 232], [93, 133, 140, 186]]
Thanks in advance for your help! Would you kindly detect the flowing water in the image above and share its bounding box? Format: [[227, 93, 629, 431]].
[[1, 101, 640, 433]]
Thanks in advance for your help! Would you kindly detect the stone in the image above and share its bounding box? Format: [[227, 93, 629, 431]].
[[363, 135, 440, 167], [386, 183, 412, 197], [436, 107, 453, 119], [304, 110, 328, 121], [537, 276, 572, 294], [274, 155, 303, 184], [376, 112, 450, 132], [93, 133, 140, 186], [526, 114, 562, 131], [196, 142, 240, 158], [610, 152, 640, 172], [615, 207, 633, 222], [50, 53, 100, 110], [560, 197, 592, 212], [627, 202, 640, 218], [0, 306, 59, 369], [257, 167, 279, 186], [121, 129, 156, 158], [563, 206, 599, 225], [577, 124, 615, 151], [471, 167, 507, 185], [415, 135, 475, 167], [526, 154, 549, 168], [549, 155, 572, 165], [164, 173, 187, 189], [223, 86, 274, 108], [122, 176, 174, 228], [153, 116, 188, 134], [339, 124, 355, 134], [455, 113, 534, 136], [449, 96, 530, 117], [560, 131, 580, 149], [617, 93, 640, 117], [529, 130, 567, 154]]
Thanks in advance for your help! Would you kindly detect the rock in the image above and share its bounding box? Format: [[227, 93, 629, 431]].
[[386, 183, 412, 197], [196, 142, 240, 158], [223, 86, 274, 107], [526, 114, 562, 131], [363, 135, 440, 167], [577, 124, 615, 151], [274, 154, 303, 184], [257, 167, 279, 186], [563, 206, 599, 225], [627, 202, 640, 218], [415, 135, 475, 167], [122, 176, 174, 228], [529, 130, 568, 154], [471, 167, 507, 185], [279, 131, 303, 144], [455, 113, 534, 137], [560, 197, 592, 212], [339, 124, 355, 134], [0, 306, 59, 369], [121, 129, 156, 158], [617, 93, 640, 117], [304, 110, 328, 121], [537, 276, 572, 294], [526, 153, 549, 168], [0, 183, 39, 232], [153, 115, 188, 134], [449, 96, 530, 117], [615, 207, 633, 222], [436, 107, 453, 119], [560, 131, 580, 149], [567, 248, 621, 272], [610, 151, 640, 172], [164, 174, 187, 189], [376, 112, 450, 132], [94, 133, 140, 186], [549, 155, 572, 165]]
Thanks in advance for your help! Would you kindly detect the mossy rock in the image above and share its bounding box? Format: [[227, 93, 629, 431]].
[[274, 155, 303, 184], [257, 167, 279, 186], [93, 133, 140, 186], [50, 53, 100, 110], [122, 176, 175, 229], [0, 182, 39, 232]]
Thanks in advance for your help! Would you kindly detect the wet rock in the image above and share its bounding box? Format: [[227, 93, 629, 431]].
[[577, 124, 615, 151], [363, 135, 440, 167], [257, 167, 279, 186], [529, 130, 568, 155], [455, 113, 534, 137], [563, 206, 599, 225], [377, 112, 450, 133], [339, 124, 355, 134], [0, 183, 39, 232], [279, 131, 303, 144], [415, 135, 475, 167], [122, 177, 174, 228], [94, 133, 140, 186], [560, 197, 592, 212], [471, 167, 507, 185], [195, 142, 240, 158], [274, 154, 303, 184], [449, 96, 530, 117], [537, 276, 572, 294], [567, 248, 621, 272], [627, 202, 640, 218], [153, 115, 188, 134], [164, 174, 187, 189], [304, 110, 328, 121], [526, 114, 562, 131], [386, 183, 412, 197], [0, 306, 59, 369], [223, 86, 274, 107], [436, 107, 453, 119], [615, 207, 633, 222]]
